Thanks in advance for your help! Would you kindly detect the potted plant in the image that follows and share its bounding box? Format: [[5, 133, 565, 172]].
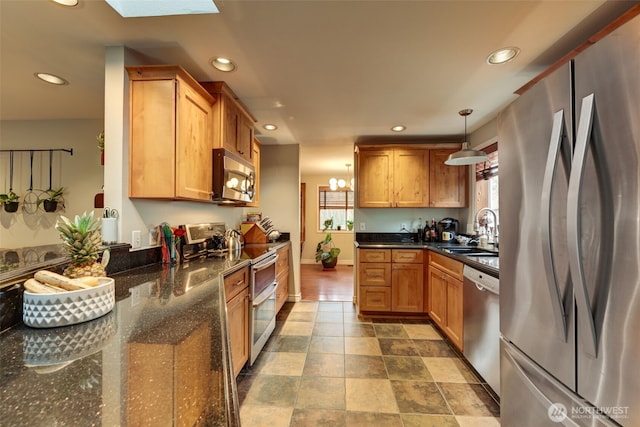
[[37, 187, 64, 212], [315, 232, 341, 269], [346, 220, 354, 231], [0, 191, 20, 212], [322, 218, 334, 231]]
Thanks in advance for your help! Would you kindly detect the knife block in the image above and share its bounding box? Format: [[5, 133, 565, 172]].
[[243, 223, 268, 244]]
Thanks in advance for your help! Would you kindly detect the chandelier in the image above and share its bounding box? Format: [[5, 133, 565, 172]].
[[329, 163, 354, 191]]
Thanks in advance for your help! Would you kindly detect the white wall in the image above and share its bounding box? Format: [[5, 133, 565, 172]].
[[259, 144, 301, 301], [300, 175, 355, 265], [0, 119, 104, 248]]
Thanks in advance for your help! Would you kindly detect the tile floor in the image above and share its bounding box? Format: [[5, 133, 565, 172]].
[[237, 301, 500, 427]]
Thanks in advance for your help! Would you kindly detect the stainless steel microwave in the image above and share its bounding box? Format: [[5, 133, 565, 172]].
[[212, 148, 255, 203]]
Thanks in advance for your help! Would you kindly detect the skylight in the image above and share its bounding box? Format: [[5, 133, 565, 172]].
[[105, 0, 219, 18]]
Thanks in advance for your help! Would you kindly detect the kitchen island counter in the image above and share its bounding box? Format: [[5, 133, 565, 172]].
[[0, 240, 296, 426]]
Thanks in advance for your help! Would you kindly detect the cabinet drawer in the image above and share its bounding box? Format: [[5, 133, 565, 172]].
[[359, 286, 392, 312], [428, 251, 463, 281], [359, 249, 391, 263], [358, 263, 391, 287], [392, 249, 424, 263], [224, 266, 249, 302]]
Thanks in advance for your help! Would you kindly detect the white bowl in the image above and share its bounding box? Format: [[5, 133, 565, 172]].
[[23, 277, 115, 328]]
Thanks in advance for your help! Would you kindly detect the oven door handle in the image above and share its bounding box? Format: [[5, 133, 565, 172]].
[[252, 283, 277, 307], [252, 253, 279, 272]]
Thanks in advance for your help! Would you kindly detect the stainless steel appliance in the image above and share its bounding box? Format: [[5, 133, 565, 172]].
[[180, 223, 227, 260], [249, 251, 278, 365], [212, 148, 255, 204], [499, 14, 639, 426], [462, 265, 500, 396]]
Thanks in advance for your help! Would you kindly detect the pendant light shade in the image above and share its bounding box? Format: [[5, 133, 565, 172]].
[[445, 109, 488, 166], [329, 164, 354, 191]]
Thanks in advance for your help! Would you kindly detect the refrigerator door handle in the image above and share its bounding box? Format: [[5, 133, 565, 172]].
[[540, 109, 569, 341], [503, 341, 581, 427], [567, 93, 598, 357]]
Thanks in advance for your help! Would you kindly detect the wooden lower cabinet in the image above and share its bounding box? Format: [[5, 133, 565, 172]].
[[227, 288, 249, 377], [224, 266, 250, 377], [392, 263, 423, 312], [357, 248, 424, 314], [445, 277, 463, 348], [427, 251, 464, 351]]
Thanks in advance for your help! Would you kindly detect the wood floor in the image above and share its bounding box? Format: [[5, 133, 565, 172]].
[[300, 264, 354, 302]]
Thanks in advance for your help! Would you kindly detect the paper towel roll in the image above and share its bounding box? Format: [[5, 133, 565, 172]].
[[102, 218, 118, 244]]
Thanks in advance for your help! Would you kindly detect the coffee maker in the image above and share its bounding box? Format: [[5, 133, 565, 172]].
[[437, 218, 459, 242]]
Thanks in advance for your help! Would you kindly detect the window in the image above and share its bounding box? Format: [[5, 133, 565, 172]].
[[318, 186, 354, 231], [475, 142, 499, 230]]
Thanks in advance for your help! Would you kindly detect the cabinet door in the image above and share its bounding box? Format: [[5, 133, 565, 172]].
[[276, 245, 290, 277], [236, 114, 254, 160], [246, 139, 261, 207], [445, 277, 464, 351], [393, 149, 429, 207], [358, 149, 393, 207], [176, 77, 214, 201], [220, 95, 238, 152], [129, 79, 176, 198], [276, 270, 289, 313], [360, 286, 391, 312], [429, 149, 468, 207], [428, 266, 447, 327], [227, 288, 249, 377], [392, 263, 424, 312]]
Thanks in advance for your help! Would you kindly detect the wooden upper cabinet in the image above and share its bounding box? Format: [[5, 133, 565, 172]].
[[429, 148, 468, 207], [357, 149, 393, 207], [357, 145, 468, 208], [246, 138, 261, 207], [127, 65, 215, 201], [393, 149, 429, 207], [200, 81, 256, 162], [357, 147, 428, 208]]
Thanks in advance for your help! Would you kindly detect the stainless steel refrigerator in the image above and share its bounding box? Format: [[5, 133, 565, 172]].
[[498, 13, 639, 427]]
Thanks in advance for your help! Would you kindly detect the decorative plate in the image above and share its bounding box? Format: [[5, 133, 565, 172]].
[[23, 277, 115, 328]]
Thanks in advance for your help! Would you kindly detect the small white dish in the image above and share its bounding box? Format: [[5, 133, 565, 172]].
[[23, 277, 115, 328]]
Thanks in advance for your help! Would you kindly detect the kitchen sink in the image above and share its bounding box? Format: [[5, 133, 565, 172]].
[[440, 247, 499, 257]]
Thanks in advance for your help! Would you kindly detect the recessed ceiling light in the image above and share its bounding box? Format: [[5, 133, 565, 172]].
[[34, 73, 68, 85], [391, 125, 406, 132], [51, 0, 79, 6], [263, 124, 278, 131], [486, 47, 520, 65], [211, 57, 237, 72]]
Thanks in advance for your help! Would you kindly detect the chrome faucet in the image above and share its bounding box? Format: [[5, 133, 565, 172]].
[[474, 208, 499, 249]]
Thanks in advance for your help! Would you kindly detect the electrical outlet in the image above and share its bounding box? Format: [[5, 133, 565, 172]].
[[359, 222, 366, 231], [132, 230, 142, 249]]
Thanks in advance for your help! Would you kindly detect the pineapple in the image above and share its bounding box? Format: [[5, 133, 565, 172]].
[[56, 211, 107, 278]]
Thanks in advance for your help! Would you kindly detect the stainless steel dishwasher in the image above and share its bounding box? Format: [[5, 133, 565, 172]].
[[463, 264, 500, 396]]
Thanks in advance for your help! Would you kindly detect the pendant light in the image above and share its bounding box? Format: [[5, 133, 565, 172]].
[[445, 109, 488, 166], [329, 164, 354, 191]]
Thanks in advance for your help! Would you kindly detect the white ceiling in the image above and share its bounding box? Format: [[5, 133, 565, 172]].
[[1, 0, 636, 175]]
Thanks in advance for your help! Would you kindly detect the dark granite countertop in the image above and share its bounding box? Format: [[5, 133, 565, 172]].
[[354, 233, 499, 278], [0, 240, 290, 426]]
